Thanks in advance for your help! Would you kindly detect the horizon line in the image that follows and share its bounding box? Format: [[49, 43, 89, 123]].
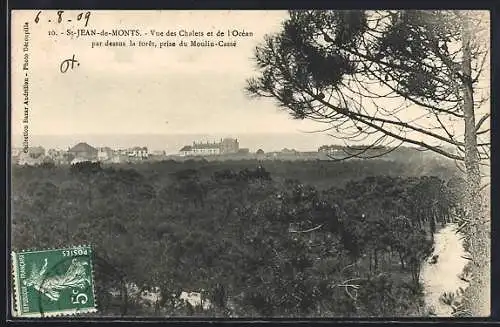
[[11, 132, 331, 136]]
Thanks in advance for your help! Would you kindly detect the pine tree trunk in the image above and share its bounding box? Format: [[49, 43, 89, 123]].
[[121, 279, 128, 316], [429, 214, 436, 235], [369, 252, 372, 273], [461, 12, 488, 316], [462, 12, 481, 246]]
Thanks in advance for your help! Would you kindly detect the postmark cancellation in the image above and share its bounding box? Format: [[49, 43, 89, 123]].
[[11, 245, 97, 317]]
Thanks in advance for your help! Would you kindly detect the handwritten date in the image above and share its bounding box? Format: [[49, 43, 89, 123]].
[[35, 10, 91, 27]]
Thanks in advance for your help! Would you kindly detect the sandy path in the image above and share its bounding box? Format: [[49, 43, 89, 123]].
[[420, 223, 470, 316]]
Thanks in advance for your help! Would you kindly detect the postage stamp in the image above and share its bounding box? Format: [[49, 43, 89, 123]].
[[11, 245, 97, 317]]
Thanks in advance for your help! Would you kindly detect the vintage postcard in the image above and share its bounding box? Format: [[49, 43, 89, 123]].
[[10, 10, 490, 318]]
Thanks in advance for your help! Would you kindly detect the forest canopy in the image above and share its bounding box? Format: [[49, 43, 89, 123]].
[[11, 158, 463, 317]]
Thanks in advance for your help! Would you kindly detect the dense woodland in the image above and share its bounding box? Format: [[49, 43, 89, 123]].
[[11, 157, 466, 317]]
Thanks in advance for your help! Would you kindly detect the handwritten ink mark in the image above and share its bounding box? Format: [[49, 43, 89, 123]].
[[60, 55, 80, 73], [35, 11, 41, 23], [77, 12, 92, 27]]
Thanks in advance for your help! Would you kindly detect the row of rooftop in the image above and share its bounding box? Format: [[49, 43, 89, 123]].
[[12, 138, 245, 165], [11, 139, 435, 166], [12, 143, 160, 166]]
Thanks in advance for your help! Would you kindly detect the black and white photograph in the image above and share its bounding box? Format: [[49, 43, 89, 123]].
[[9, 9, 490, 318]]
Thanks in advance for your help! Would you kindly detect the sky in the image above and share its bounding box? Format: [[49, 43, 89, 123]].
[[11, 10, 330, 137], [10, 10, 490, 152]]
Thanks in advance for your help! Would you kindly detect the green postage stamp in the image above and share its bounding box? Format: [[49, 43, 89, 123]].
[[11, 245, 97, 317]]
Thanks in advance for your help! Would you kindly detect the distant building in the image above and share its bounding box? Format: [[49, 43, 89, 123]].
[[116, 149, 128, 156], [28, 146, 45, 159], [13, 146, 47, 165], [179, 138, 240, 156], [17, 153, 44, 166], [111, 147, 148, 160], [128, 146, 149, 159], [178, 141, 218, 156], [109, 154, 129, 163], [47, 148, 68, 165], [238, 148, 250, 154], [179, 145, 193, 157], [318, 145, 343, 155], [68, 142, 98, 160], [220, 138, 239, 154], [191, 141, 221, 156], [97, 147, 114, 161]]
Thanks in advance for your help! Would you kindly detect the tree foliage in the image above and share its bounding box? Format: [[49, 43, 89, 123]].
[[12, 159, 460, 317], [246, 10, 489, 162]]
